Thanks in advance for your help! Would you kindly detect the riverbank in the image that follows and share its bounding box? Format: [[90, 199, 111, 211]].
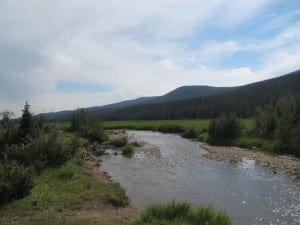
[[202, 143, 300, 175], [0, 148, 138, 225]]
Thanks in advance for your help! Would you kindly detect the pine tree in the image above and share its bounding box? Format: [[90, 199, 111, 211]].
[[19, 101, 34, 138]]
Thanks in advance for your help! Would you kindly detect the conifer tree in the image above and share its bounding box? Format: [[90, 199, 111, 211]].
[[19, 101, 34, 138]]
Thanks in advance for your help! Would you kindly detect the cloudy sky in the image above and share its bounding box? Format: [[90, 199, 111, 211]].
[[1, 0, 300, 115]]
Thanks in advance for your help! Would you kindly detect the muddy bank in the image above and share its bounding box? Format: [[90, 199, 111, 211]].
[[201, 143, 300, 175]]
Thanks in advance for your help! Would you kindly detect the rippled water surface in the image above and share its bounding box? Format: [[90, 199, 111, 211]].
[[101, 131, 300, 225]]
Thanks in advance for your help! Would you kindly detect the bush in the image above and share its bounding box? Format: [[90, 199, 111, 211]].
[[70, 109, 106, 143], [134, 201, 232, 225], [182, 128, 198, 139], [140, 201, 191, 222], [254, 105, 277, 139], [253, 94, 300, 156], [208, 113, 242, 145], [158, 125, 184, 133], [110, 136, 128, 147], [0, 161, 33, 205], [122, 144, 134, 156], [4, 131, 77, 171], [107, 193, 129, 207]]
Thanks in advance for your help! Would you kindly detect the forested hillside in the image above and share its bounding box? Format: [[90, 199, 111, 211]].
[[41, 70, 300, 121], [101, 70, 300, 120]]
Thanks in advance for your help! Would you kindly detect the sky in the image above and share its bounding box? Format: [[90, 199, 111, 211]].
[[0, 0, 300, 116]]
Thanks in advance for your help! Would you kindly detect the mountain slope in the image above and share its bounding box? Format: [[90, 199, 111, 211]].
[[41, 70, 300, 121], [145, 86, 234, 104], [42, 86, 233, 121], [101, 70, 300, 120]]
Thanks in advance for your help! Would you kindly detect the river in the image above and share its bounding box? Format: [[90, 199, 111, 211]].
[[101, 130, 300, 225]]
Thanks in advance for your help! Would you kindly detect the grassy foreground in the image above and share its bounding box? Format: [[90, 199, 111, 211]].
[[0, 149, 130, 225]]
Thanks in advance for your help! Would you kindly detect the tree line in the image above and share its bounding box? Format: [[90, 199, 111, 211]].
[[207, 94, 300, 156]]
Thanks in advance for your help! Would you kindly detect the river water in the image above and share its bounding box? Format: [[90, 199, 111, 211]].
[[101, 130, 300, 225]]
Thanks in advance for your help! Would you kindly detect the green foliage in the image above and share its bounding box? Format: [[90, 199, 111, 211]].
[[254, 105, 277, 139], [19, 101, 36, 139], [158, 124, 184, 133], [110, 136, 128, 147], [232, 137, 279, 152], [121, 144, 134, 157], [4, 131, 77, 171], [274, 94, 300, 156], [253, 94, 300, 156], [0, 111, 18, 146], [0, 161, 33, 205], [70, 110, 106, 143], [139, 201, 191, 222], [20, 213, 123, 225], [0, 152, 130, 225], [182, 128, 198, 139], [133, 201, 232, 225], [106, 186, 130, 207], [208, 113, 242, 145], [102, 120, 211, 131]]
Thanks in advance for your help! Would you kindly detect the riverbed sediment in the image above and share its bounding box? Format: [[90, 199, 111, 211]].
[[201, 143, 300, 175]]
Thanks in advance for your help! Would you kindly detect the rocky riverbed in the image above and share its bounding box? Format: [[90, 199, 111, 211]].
[[201, 143, 300, 176]]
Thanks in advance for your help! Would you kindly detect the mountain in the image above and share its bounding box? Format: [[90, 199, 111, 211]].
[[41, 86, 233, 121], [41, 70, 300, 121], [100, 70, 300, 120], [145, 86, 235, 104]]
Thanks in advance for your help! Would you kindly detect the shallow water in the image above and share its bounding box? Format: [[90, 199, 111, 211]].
[[101, 131, 300, 225]]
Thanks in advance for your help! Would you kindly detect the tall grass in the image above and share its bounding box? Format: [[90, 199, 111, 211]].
[[122, 144, 134, 157], [133, 201, 232, 225]]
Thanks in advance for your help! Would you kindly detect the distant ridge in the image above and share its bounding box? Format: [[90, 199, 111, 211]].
[[41, 70, 300, 121], [41, 85, 234, 121]]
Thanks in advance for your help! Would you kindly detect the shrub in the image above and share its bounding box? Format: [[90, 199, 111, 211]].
[[253, 94, 300, 156], [208, 113, 242, 145], [134, 201, 232, 225], [19, 101, 37, 140], [140, 201, 191, 222], [122, 144, 134, 156], [254, 105, 277, 139], [182, 128, 198, 139], [0, 161, 33, 205], [70, 109, 106, 143], [107, 193, 129, 207], [4, 131, 77, 171], [110, 136, 128, 147]]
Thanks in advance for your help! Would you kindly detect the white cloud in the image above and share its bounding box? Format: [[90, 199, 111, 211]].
[[0, 0, 298, 115]]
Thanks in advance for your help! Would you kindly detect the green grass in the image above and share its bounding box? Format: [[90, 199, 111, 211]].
[[54, 121, 70, 130], [233, 136, 279, 152], [102, 119, 253, 132], [21, 213, 125, 225], [102, 120, 211, 131], [122, 144, 134, 157], [0, 151, 129, 225], [53, 119, 254, 133], [133, 201, 232, 225]]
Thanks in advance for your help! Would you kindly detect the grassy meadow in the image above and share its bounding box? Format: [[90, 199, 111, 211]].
[[56, 119, 254, 133]]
